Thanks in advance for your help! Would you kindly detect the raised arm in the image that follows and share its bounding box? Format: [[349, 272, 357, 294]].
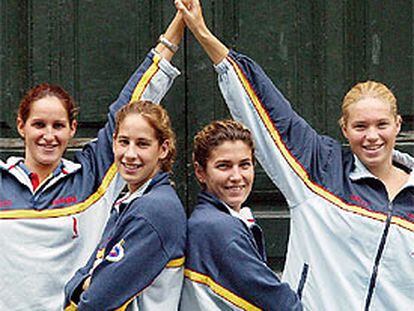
[[78, 11, 186, 184], [155, 10, 185, 61], [178, 0, 342, 207]]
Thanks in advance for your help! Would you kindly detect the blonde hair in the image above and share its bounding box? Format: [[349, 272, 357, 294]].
[[114, 101, 176, 172], [339, 81, 398, 127]]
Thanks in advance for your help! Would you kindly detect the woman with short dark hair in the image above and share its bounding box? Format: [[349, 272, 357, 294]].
[[177, 0, 414, 309]]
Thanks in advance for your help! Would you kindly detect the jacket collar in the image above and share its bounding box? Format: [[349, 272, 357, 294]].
[[0, 156, 81, 174], [197, 190, 266, 260], [349, 150, 414, 188], [197, 191, 231, 215], [197, 191, 256, 228], [0, 157, 82, 192], [115, 171, 170, 206]]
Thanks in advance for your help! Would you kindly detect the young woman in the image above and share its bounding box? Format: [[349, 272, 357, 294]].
[[0, 12, 185, 310], [180, 119, 302, 310], [176, 0, 414, 310], [64, 101, 186, 311]]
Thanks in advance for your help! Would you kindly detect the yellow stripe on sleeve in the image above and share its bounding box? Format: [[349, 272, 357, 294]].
[[64, 301, 78, 311], [226, 56, 414, 232], [166, 256, 185, 268], [131, 54, 161, 102], [115, 296, 135, 311], [185, 269, 261, 311]]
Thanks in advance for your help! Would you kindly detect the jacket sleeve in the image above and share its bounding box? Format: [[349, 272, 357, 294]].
[[215, 50, 340, 207], [76, 50, 180, 184], [71, 215, 170, 311], [218, 233, 302, 311], [64, 207, 121, 308], [64, 253, 96, 309]]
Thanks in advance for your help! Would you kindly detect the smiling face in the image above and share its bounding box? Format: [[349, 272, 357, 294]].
[[17, 96, 77, 177], [113, 113, 169, 193], [341, 97, 401, 173], [195, 140, 254, 212]]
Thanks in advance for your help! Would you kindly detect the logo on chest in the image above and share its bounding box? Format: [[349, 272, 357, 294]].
[[0, 200, 12, 208], [349, 194, 370, 208], [52, 196, 77, 207]]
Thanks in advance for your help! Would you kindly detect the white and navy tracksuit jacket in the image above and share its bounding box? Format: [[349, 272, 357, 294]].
[[0, 50, 180, 311], [64, 172, 187, 311], [180, 191, 303, 311], [215, 50, 414, 310]]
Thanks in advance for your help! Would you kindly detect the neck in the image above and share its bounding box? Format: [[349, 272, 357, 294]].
[[369, 163, 393, 181], [24, 161, 57, 184], [374, 164, 409, 201], [231, 205, 241, 213]]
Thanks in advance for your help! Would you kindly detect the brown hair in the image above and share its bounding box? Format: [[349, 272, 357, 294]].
[[18, 83, 78, 124], [339, 81, 398, 127], [193, 119, 255, 169], [114, 101, 176, 172]]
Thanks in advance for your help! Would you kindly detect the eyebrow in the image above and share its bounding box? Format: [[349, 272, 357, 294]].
[[214, 157, 252, 164], [117, 135, 152, 142], [30, 117, 67, 122]]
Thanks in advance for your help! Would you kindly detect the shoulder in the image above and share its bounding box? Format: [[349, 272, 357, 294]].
[[188, 203, 246, 245], [141, 184, 183, 215], [127, 185, 183, 219], [125, 184, 186, 237]]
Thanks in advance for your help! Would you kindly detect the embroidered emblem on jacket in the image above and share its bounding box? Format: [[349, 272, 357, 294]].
[[106, 240, 125, 262], [52, 195, 77, 206], [0, 200, 12, 208], [349, 194, 370, 208]]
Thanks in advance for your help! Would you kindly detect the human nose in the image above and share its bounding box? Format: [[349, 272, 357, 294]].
[[42, 126, 55, 141], [124, 144, 137, 159], [229, 166, 242, 181], [365, 127, 379, 141]]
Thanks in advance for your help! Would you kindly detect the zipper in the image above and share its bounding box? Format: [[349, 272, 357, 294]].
[[364, 202, 393, 310], [297, 263, 309, 299]]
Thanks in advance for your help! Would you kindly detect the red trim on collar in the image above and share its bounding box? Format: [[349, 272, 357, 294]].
[[30, 173, 40, 191], [7, 164, 17, 171]]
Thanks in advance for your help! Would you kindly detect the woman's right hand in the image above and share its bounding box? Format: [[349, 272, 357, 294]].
[[175, 0, 229, 64], [175, 0, 207, 36]]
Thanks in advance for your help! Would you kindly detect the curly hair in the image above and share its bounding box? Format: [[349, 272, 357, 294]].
[[114, 101, 176, 172], [193, 119, 255, 170]]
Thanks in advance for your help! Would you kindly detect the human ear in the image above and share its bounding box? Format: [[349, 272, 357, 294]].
[[159, 140, 170, 161], [395, 115, 402, 134], [194, 162, 206, 184], [341, 124, 349, 140], [16, 117, 25, 139], [70, 120, 78, 138], [112, 136, 117, 155]]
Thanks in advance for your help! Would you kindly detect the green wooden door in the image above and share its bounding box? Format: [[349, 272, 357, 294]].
[[1, 0, 413, 272]]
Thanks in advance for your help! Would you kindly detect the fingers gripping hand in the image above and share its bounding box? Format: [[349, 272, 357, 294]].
[[175, 0, 206, 34], [180, 0, 191, 7]]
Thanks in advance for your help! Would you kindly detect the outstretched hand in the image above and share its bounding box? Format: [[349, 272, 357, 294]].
[[175, 0, 207, 35], [175, 0, 229, 64]]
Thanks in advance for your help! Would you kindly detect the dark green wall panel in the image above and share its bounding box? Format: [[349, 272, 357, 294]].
[[1, 0, 413, 271], [0, 1, 28, 137]]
